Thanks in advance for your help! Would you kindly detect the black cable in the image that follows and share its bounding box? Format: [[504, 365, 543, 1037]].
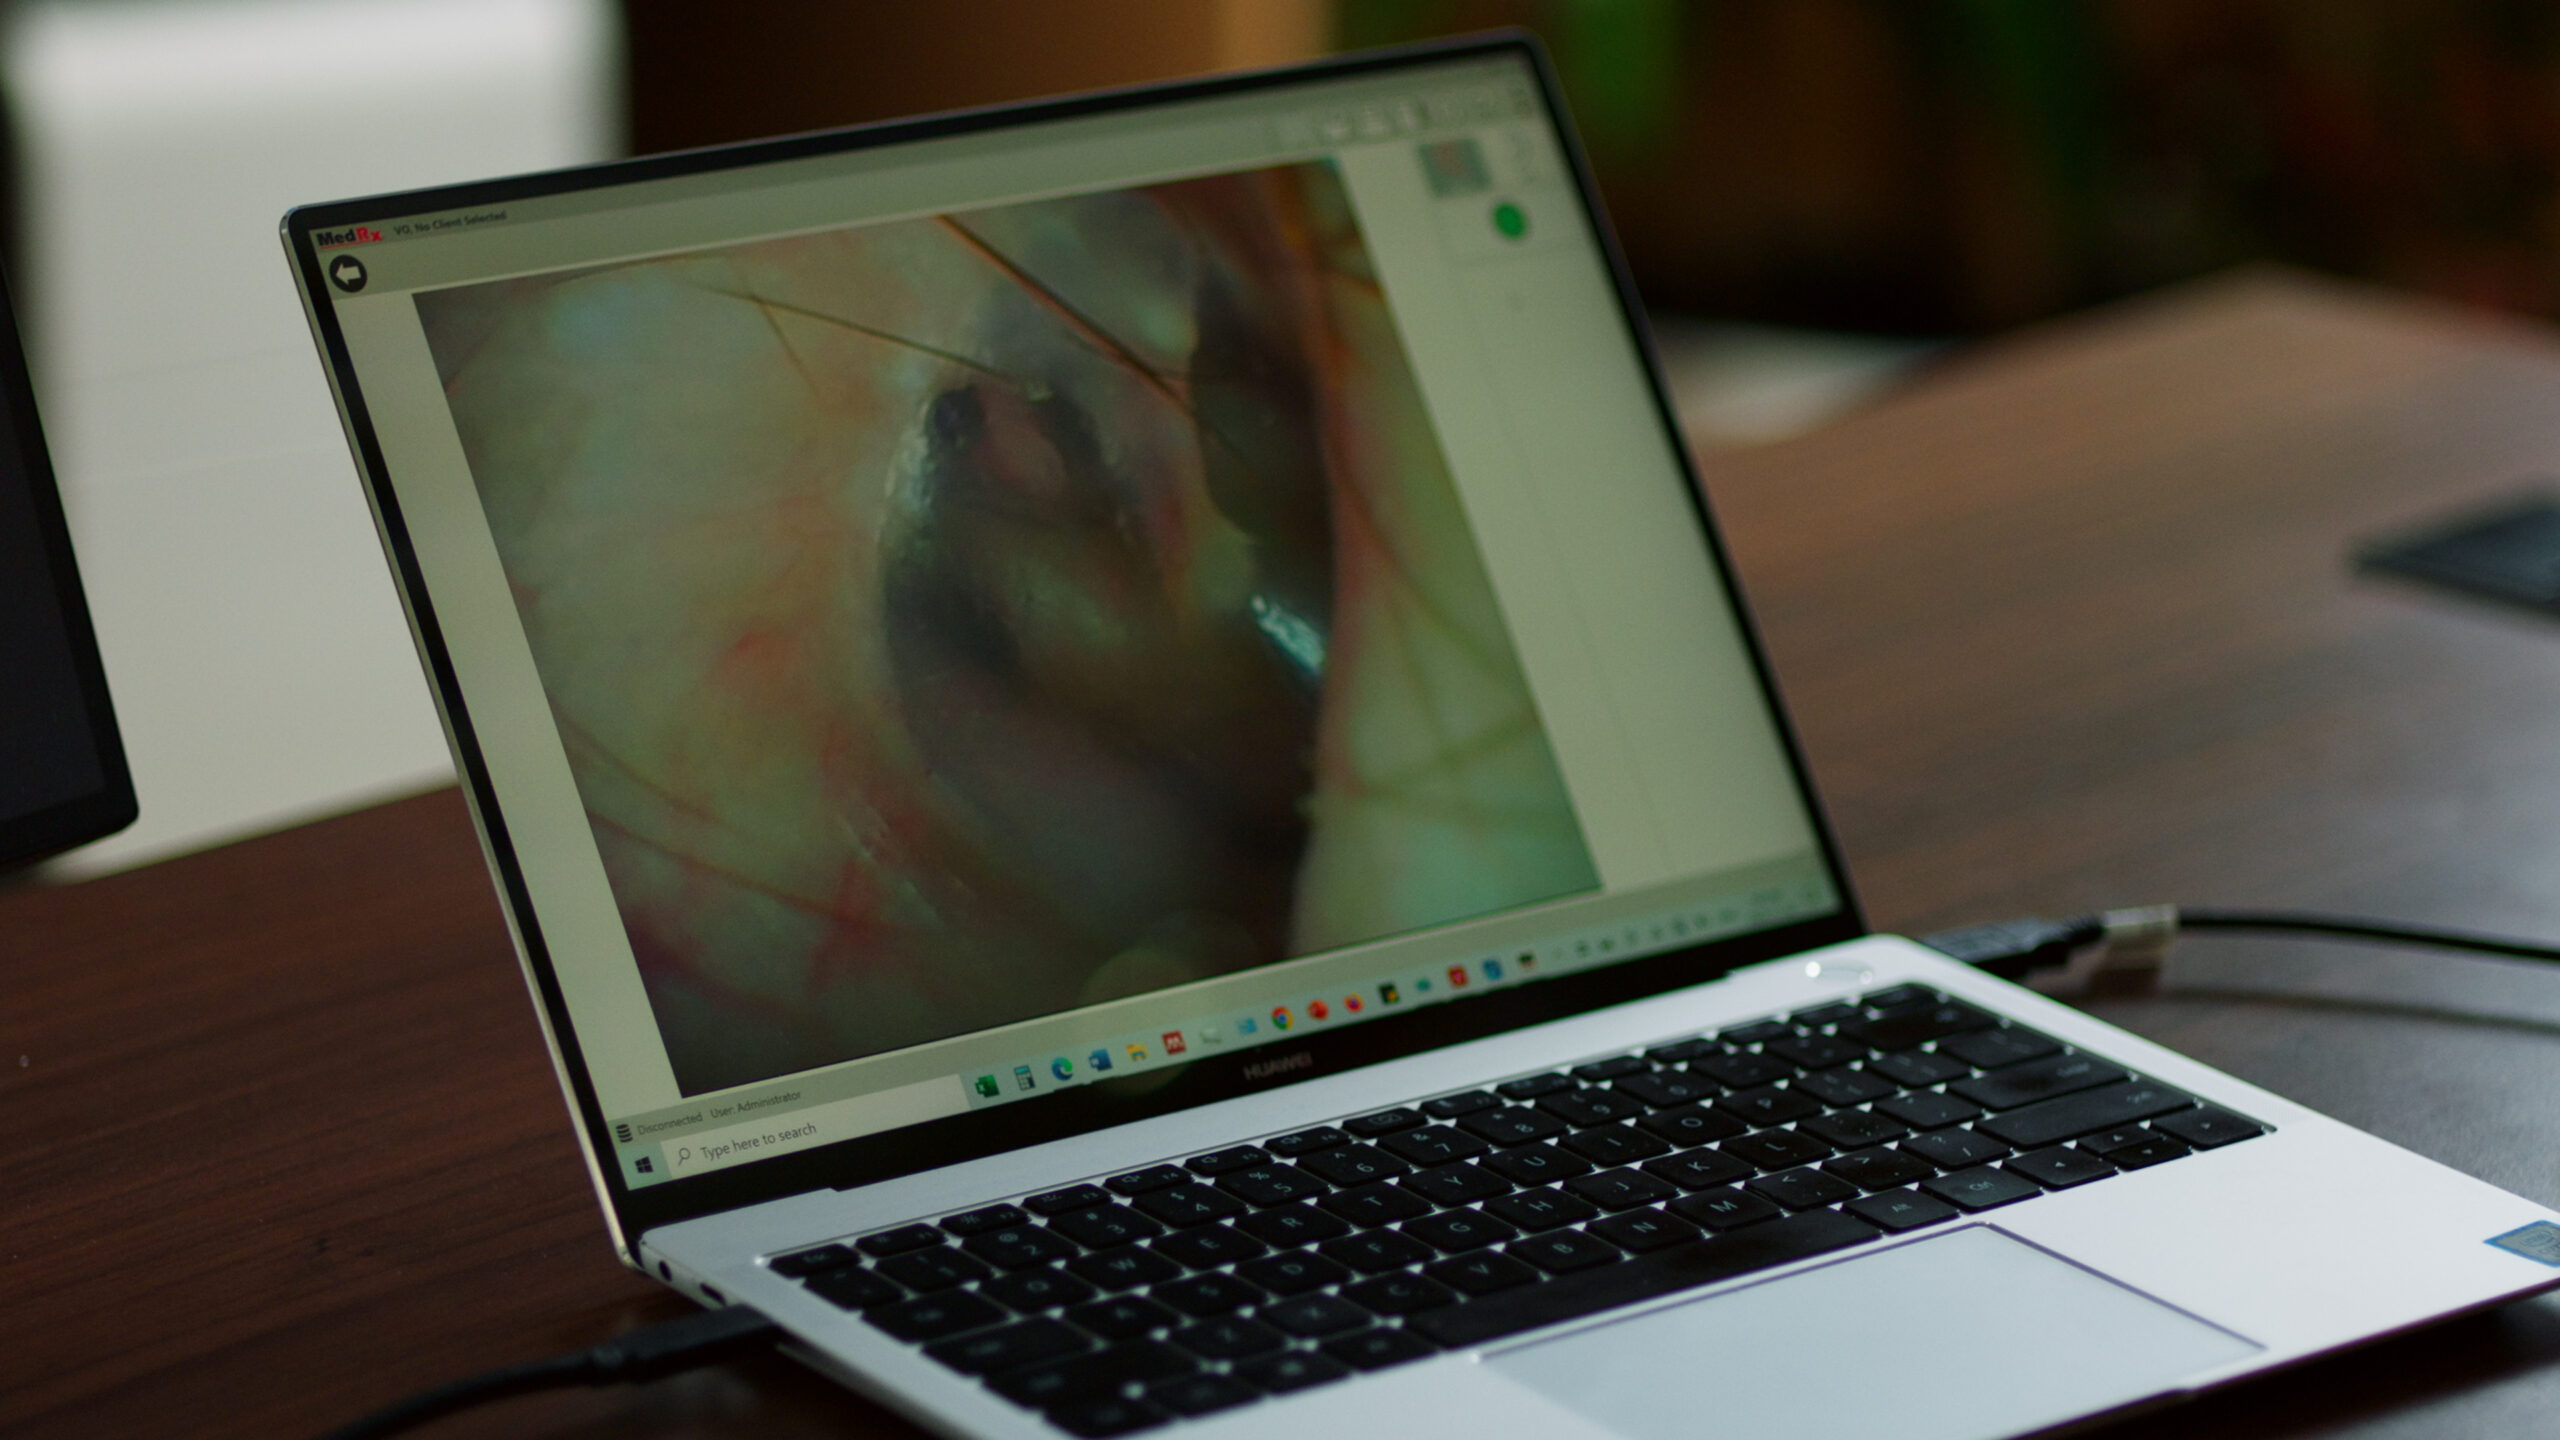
[[1920, 905, 2560, 983], [2175, 908, 2560, 963], [319, 1304, 780, 1440]]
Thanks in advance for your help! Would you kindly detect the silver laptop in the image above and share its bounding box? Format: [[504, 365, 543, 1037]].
[[284, 36, 2560, 1440]]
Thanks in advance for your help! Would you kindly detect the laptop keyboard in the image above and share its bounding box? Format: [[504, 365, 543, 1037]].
[[764, 985, 2267, 1437]]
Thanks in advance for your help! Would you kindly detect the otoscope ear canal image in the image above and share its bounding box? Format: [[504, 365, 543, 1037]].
[[418, 160, 1601, 1095]]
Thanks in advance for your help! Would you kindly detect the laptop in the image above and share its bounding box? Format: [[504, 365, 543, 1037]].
[[283, 35, 2560, 1440], [0, 265, 134, 874]]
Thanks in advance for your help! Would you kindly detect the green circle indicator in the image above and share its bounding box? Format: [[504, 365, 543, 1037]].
[[1492, 200, 1528, 240]]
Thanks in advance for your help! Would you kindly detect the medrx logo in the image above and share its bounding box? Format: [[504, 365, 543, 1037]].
[[314, 225, 383, 248]]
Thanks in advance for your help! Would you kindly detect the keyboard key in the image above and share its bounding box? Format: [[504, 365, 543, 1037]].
[[1217, 1163, 1328, 1207], [1265, 1126, 1349, 1157], [1132, 1184, 1248, 1228], [1106, 1165, 1190, 1195], [1589, 1206, 1701, 1252], [1645, 1038, 1721, 1065], [1716, 1087, 1821, 1128], [964, 1225, 1077, 1269], [1845, 1188, 1960, 1232], [1866, 1050, 1968, 1088], [989, 1341, 1192, 1408], [1669, 1187, 1781, 1231], [770, 1243, 855, 1277], [1343, 1271, 1462, 1314], [803, 1265, 904, 1310], [1876, 1090, 1983, 1130], [877, 1246, 992, 1292], [1185, 1145, 1270, 1176], [1922, 1166, 2044, 1212], [1820, 1146, 1934, 1191], [1065, 1294, 1181, 1341], [1485, 1187, 1602, 1232], [1458, 1107, 1569, 1146], [1498, 1073, 1576, 1100], [1540, 1089, 1647, 1126], [2006, 1146, 2115, 1189], [1978, 1079, 2192, 1149], [1146, 1373, 1259, 1419], [1167, 1315, 1287, 1359], [870, 1290, 1007, 1342], [1379, 1125, 1493, 1167], [980, 1267, 1096, 1313], [1690, 1052, 1792, 1089], [1050, 1206, 1166, 1250], [1484, 1142, 1593, 1187], [1615, 1071, 1718, 1108], [1767, 1034, 1865, 1070], [2080, 1125, 2153, 1154], [1953, 1053, 2130, 1111], [1720, 1019, 1795, 1045], [1637, 1105, 1745, 1147], [1720, 1129, 1830, 1171], [1842, 1000, 1996, 1051], [1560, 1124, 1674, 1167], [1321, 1228, 1435, 1274], [1791, 1066, 1893, 1108], [1643, 1148, 1751, 1191], [1791, 1001, 1863, 1028], [1574, 1055, 1650, 1081], [1422, 1091, 1501, 1120], [1320, 1181, 1432, 1228], [1938, 1026, 2062, 1070], [1345, 1107, 1427, 1137], [1026, 1184, 1114, 1216], [1068, 1245, 1184, 1291], [1236, 1203, 1350, 1248], [1152, 1223, 1266, 1270], [859, 1224, 945, 1257], [1565, 1167, 1677, 1210], [1901, 1128, 2009, 1170], [1410, 1209, 1879, 1347], [1511, 1229, 1623, 1274], [2102, 1135, 2191, 1169], [1426, 1250, 1542, 1296], [1237, 1249, 1351, 1295], [1260, 1293, 1372, 1337], [1860, 984, 1939, 1011], [1800, 1109, 1909, 1150], [926, 1318, 1091, 1374], [1401, 1161, 1511, 1207], [2154, 1105, 2267, 1149], [1043, 1395, 1169, 1438], [1243, 1346, 1358, 1390], [1746, 1167, 1858, 1209], [1321, 1327, 1436, 1371], [1396, 1198, 1514, 1253], [1299, 1144, 1412, 1188], [942, 1204, 1029, 1237]]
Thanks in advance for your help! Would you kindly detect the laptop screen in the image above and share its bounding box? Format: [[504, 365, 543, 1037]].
[[288, 40, 1853, 1228], [0, 273, 133, 871]]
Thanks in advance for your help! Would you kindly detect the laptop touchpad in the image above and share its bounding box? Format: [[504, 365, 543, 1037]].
[[1490, 1226, 2258, 1440]]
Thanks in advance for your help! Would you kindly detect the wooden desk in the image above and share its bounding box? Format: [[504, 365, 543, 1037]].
[[13, 270, 2560, 1437]]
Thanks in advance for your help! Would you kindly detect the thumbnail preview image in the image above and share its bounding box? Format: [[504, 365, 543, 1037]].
[[418, 161, 1599, 1093]]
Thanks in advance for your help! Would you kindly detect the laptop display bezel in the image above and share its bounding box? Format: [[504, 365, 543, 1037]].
[[283, 32, 1866, 1252]]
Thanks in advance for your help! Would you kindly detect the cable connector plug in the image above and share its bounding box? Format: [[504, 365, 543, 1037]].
[[1919, 906, 2177, 996]]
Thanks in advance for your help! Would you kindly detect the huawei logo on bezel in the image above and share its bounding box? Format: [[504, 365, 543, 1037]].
[[1241, 1051, 1315, 1082]]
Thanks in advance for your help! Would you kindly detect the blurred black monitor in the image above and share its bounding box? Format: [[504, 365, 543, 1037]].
[[0, 269, 132, 872]]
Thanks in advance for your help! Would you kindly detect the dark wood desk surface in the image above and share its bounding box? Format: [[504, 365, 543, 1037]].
[[14, 270, 2560, 1438]]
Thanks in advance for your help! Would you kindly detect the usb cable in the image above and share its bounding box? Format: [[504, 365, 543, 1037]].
[[1922, 906, 2560, 993]]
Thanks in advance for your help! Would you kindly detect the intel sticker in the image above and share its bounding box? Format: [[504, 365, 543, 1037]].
[[2488, 1222, 2560, 1265]]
